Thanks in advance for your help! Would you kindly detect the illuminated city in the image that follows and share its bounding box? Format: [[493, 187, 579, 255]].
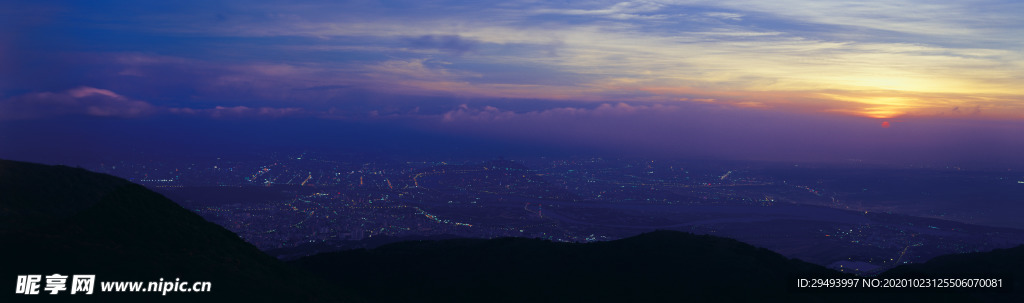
[[89, 153, 1024, 274]]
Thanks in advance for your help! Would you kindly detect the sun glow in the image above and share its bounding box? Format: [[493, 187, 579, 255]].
[[819, 94, 929, 118]]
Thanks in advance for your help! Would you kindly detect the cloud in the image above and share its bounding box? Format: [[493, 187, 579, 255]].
[[406, 35, 480, 55], [440, 102, 682, 122], [175, 1, 1019, 119], [367, 59, 469, 80], [106, 53, 367, 103], [168, 105, 305, 118], [9, 1, 1024, 121], [678, 0, 1023, 42], [533, 1, 672, 20], [0, 85, 310, 121], [703, 12, 743, 21], [0, 87, 156, 120], [290, 85, 351, 91]]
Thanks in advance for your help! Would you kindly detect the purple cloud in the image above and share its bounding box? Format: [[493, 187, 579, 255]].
[[0, 87, 157, 120], [168, 105, 305, 118]]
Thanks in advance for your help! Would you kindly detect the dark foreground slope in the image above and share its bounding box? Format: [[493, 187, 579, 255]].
[[295, 231, 828, 302], [880, 245, 1023, 301], [0, 160, 356, 302], [293, 230, 1007, 302]]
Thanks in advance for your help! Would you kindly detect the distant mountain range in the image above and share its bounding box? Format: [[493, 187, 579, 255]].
[[2, 159, 1019, 302]]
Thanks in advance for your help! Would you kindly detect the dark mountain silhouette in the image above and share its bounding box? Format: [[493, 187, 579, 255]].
[[0, 159, 358, 302], [879, 245, 1022, 301], [292, 229, 1010, 302]]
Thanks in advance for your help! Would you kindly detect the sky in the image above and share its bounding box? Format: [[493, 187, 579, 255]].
[[2, 0, 1023, 167]]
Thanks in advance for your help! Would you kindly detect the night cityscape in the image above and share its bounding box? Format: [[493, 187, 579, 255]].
[[87, 154, 1024, 275]]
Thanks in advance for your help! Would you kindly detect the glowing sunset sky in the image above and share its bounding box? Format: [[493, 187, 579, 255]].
[[2, 0, 1023, 165]]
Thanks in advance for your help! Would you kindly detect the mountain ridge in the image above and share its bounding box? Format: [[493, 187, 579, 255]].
[[291, 229, 1012, 302], [0, 159, 356, 302]]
